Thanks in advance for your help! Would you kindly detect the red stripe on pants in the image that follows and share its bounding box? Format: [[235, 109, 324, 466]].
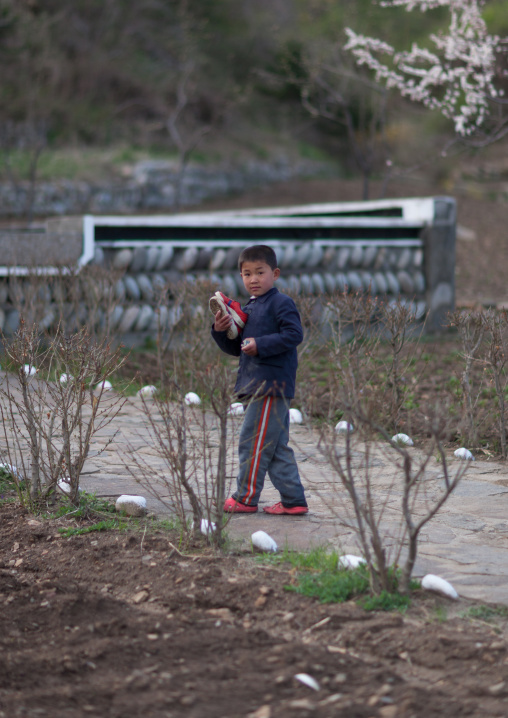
[[243, 397, 273, 505]]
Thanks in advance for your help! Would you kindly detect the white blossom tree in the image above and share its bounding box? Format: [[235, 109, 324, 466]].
[[345, 0, 508, 143]]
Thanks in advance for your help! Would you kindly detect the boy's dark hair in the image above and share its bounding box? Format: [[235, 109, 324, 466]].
[[238, 245, 278, 271]]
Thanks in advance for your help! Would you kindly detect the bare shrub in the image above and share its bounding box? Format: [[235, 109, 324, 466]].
[[0, 322, 127, 507], [124, 363, 237, 548], [154, 277, 238, 395], [317, 402, 467, 594], [291, 294, 332, 421], [479, 309, 508, 458], [378, 299, 425, 432], [449, 309, 486, 446]]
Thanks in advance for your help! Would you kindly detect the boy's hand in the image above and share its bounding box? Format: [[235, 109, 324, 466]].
[[214, 310, 232, 333], [241, 337, 258, 356]]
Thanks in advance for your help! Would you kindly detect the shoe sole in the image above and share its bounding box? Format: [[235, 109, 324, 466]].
[[212, 293, 247, 328], [263, 507, 309, 515], [224, 504, 258, 513], [209, 297, 239, 340]]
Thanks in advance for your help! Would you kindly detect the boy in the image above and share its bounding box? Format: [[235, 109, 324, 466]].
[[210, 245, 308, 515]]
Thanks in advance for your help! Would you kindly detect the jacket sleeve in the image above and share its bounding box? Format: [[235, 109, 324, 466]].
[[211, 325, 242, 356], [255, 296, 303, 358]]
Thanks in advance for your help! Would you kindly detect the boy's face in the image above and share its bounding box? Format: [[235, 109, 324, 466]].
[[240, 260, 280, 297]]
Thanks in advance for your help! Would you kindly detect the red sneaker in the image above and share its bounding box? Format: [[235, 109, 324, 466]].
[[263, 502, 308, 515], [223, 497, 257, 513], [209, 291, 248, 340]]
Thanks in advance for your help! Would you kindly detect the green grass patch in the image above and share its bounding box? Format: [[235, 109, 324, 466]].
[[287, 566, 370, 603], [58, 518, 126, 537], [462, 604, 508, 622], [53, 491, 117, 520], [360, 590, 411, 612], [264, 547, 419, 611], [256, 544, 339, 571]]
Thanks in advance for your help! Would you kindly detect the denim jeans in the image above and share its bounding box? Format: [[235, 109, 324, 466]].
[[233, 396, 307, 508]]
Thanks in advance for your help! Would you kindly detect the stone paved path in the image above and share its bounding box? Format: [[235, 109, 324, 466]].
[[74, 395, 508, 605]]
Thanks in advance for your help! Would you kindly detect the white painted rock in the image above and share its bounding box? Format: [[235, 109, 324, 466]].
[[184, 392, 201, 406], [137, 385, 157, 398], [289, 408, 303, 424], [294, 674, 320, 691], [22, 364, 37, 377], [200, 518, 216, 536], [95, 380, 113, 392], [115, 494, 147, 517], [228, 402, 244, 416], [251, 530, 278, 553], [454, 447, 475, 461], [57, 478, 82, 495], [59, 373, 74, 385], [421, 574, 459, 600], [392, 433, 414, 446], [335, 420, 354, 434], [338, 554, 366, 570]]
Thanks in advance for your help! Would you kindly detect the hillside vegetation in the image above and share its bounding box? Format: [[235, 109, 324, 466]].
[[3, 0, 507, 189]]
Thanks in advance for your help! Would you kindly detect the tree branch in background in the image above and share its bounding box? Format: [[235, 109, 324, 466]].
[[345, 0, 508, 143]]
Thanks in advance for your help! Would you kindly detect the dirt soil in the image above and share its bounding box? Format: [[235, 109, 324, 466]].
[[2, 501, 508, 718]]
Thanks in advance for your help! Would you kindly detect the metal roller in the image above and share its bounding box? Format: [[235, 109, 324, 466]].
[[223, 274, 238, 298], [307, 245, 324, 269], [299, 274, 312, 294], [113, 248, 133, 270], [114, 278, 126, 302], [222, 247, 242, 271], [124, 276, 141, 301], [323, 273, 336, 293], [337, 248, 350, 270], [210, 249, 227, 271], [155, 245, 174, 271], [149, 305, 169, 332], [295, 245, 312, 268], [311, 273, 325, 294], [413, 271, 425, 294], [374, 272, 388, 294], [130, 247, 147, 273], [281, 244, 296, 268], [346, 271, 362, 292], [194, 247, 214, 270], [361, 271, 376, 293], [145, 247, 160, 272], [175, 247, 198, 271], [362, 246, 378, 268], [136, 274, 153, 302], [335, 273, 347, 293], [322, 247, 337, 272], [134, 304, 154, 332], [397, 271, 414, 294], [385, 271, 400, 295], [118, 305, 140, 333], [108, 305, 124, 330], [397, 248, 412, 270], [287, 275, 300, 293], [350, 246, 363, 268]]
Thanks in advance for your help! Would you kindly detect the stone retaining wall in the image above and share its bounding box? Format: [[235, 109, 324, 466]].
[[0, 158, 328, 217]]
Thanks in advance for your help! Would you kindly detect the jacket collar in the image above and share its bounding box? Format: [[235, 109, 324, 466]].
[[256, 287, 278, 304]]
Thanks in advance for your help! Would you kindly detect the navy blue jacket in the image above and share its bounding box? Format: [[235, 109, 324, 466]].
[[211, 287, 303, 399]]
